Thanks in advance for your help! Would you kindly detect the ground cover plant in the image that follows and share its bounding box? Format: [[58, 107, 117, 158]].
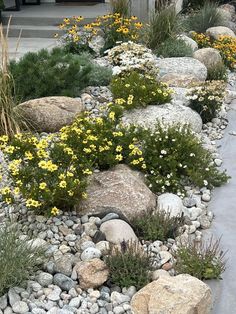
[[0, 224, 45, 296], [0, 101, 229, 214], [105, 241, 151, 290], [131, 210, 184, 242], [206, 61, 228, 81], [10, 48, 112, 102], [58, 14, 143, 54], [110, 70, 172, 109], [175, 236, 227, 280], [156, 37, 193, 57], [192, 32, 236, 69], [187, 80, 226, 123]]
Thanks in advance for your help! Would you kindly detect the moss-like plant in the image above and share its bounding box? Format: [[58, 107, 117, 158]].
[[175, 236, 227, 280], [156, 37, 193, 58], [105, 241, 151, 290], [131, 210, 184, 242], [0, 224, 45, 296]]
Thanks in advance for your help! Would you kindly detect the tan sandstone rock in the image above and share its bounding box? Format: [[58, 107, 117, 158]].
[[206, 26, 236, 39], [75, 258, 109, 290], [78, 164, 156, 220], [131, 274, 212, 314], [16, 96, 84, 132], [193, 48, 223, 70]]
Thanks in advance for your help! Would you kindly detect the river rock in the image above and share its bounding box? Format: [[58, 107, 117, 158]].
[[75, 258, 109, 290], [78, 164, 156, 220], [193, 48, 223, 70], [53, 274, 75, 291], [15, 96, 84, 133], [131, 274, 212, 314], [123, 103, 202, 133], [156, 57, 207, 81], [206, 26, 236, 39], [157, 193, 183, 217], [100, 219, 138, 244]]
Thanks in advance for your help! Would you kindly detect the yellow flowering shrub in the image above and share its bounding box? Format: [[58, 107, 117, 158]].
[[110, 70, 173, 109], [58, 14, 143, 54], [192, 32, 236, 69]]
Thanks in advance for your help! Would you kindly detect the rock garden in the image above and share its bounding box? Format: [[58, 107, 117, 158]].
[[0, 0, 236, 313]]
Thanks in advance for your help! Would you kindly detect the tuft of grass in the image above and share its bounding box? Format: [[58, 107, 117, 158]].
[[156, 37, 193, 57], [105, 241, 151, 290], [0, 224, 46, 296], [110, 0, 131, 17], [131, 210, 184, 242], [206, 62, 228, 81], [185, 2, 225, 33], [146, 5, 181, 50], [175, 236, 227, 280], [0, 23, 21, 138]]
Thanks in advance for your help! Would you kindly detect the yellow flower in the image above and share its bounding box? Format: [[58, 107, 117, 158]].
[[115, 154, 123, 161], [26, 198, 41, 208], [82, 192, 88, 199], [1, 187, 11, 195], [68, 190, 74, 196], [83, 169, 92, 175], [116, 145, 123, 152], [51, 206, 60, 216], [59, 181, 67, 188], [14, 187, 20, 195], [5, 198, 12, 204], [4, 146, 15, 154], [25, 151, 34, 160], [39, 182, 47, 190]]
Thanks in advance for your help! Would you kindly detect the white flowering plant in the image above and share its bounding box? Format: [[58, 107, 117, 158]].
[[107, 41, 159, 76], [131, 123, 229, 195], [186, 80, 226, 123]]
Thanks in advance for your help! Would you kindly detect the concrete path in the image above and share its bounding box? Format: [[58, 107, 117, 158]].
[[207, 100, 236, 313]]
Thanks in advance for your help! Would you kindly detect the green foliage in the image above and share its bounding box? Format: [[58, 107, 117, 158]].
[[175, 236, 227, 280], [156, 37, 193, 57], [132, 123, 229, 195], [207, 62, 228, 81], [183, 0, 226, 11], [185, 2, 225, 33], [146, 6, 180, 50], [187, 80, 226, 123], [9, 48, 111, 102], [105, 241, 151, 290], [110, 70, 172, 109], [131, 210, 184, 242], [0, 224, 45, 296]]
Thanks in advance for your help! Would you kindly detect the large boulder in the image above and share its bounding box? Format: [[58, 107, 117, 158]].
[[178, 34, 198, 51], [131, 274, 212, 314], [193, 48, 223, 70], [122, 103, 203, 133], [206, 26, 236, 39], [75, 258, 109, 290], [16, 96, 84, 133], [100, 219, 139, 244], [157, 193, 183, 218], [156, 57, 207, 82], [77, 164, 156, 220]]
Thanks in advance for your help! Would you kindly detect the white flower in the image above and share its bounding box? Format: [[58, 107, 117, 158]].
[[161, 150, 167, 154], [190, 153, 195, 157], [203, 180, 208, 186], [199, 97, 204, 102]]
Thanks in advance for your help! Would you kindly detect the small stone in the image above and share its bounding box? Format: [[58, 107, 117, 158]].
[[68, 297, 81, 308], [159, 251, 172, 265], [8, 288, 21, 307], [37, 272, 53, 287], [47, 286, 62, 301], [111, 292, 130, 305], [65, 234, 77, 242], [80, 241, 96, 251], [59, 245, 71, 254], [152, 269, 170, 281], [214, 159, 222, 167], [201, 193, 211, 202], [0, 295, 7, 310], [81, 247, 102, 261], [95, 241, 110, 255], [92, 230, 106, 243], [54, 255, 73, 277], [12, 301, 29, 314], [101, 213, 119, 223], [162, 262, 173, 271], [113, 306, 124, 314], [53, 274, 75, 291], [183, 197, 196, 208]]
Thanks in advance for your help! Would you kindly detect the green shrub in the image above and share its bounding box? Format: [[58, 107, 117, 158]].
[[175, 236, 227, 280], [146, 6, 180, 50], [206, 62, 228, 81], [105, 241, 151, 290], [187, 80, 226, 123], [183, 0, 226, 11], [10, 48, 111, 102], [131, 210, 184, 242], [132, 123, 229, 195], [0, 224, 45, 296], [185, 2, 225, 33], [110, 70, 172, 109], [156, 37, 193, 57]]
